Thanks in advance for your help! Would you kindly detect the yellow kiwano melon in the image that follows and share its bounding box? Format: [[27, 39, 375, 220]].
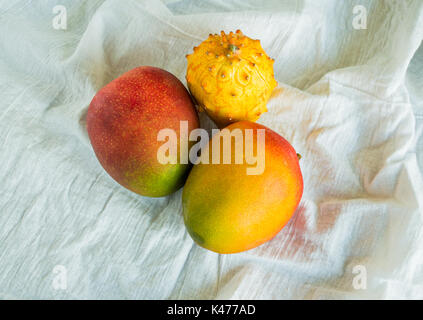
[[186, 30, 278, 127]]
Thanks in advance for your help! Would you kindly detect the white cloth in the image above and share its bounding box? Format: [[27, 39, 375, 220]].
[[0, 0, 422, 299]]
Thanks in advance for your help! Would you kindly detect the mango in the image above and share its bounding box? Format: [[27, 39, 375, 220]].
[[182, 121, 303, 253], [87, 66, 199, 197]]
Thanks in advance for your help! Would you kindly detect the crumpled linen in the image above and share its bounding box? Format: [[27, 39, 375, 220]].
[[0, 0, 422, 299]]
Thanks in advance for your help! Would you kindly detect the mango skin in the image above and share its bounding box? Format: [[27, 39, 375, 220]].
[[182, 121, 303, 253], [87, 66, 199, 197]]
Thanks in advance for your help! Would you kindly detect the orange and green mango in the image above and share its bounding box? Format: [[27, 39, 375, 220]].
[[182, 121, 303, 253], [87, 66, 199, 197]]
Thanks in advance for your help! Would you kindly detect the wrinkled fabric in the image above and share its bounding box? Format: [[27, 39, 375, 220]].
[[0, 0, 422, 299]]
